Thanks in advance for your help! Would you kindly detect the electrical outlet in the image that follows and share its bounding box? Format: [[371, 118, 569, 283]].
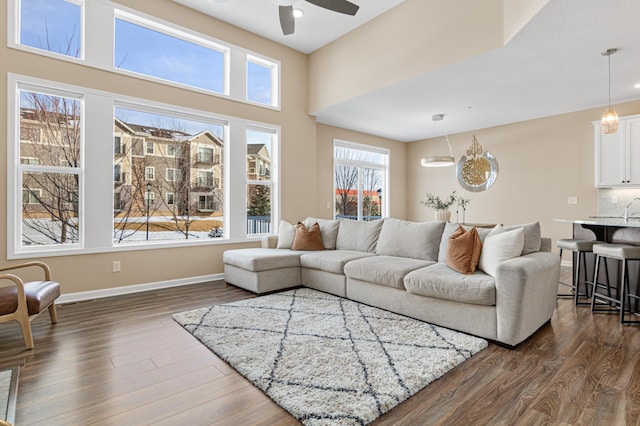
[[113, 260, 121, 273], [611, 196, 618, 204], [326, 201, 331, 209], [568, 196, 578, 205]]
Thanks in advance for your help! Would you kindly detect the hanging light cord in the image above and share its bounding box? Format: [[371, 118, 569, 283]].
[[608, 52, 612, 109]]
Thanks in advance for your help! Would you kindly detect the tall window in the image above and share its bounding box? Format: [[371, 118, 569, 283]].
[[113, 105, 225, 244], [334, 140, 388, 221], [246, 129, 274, 235], [9, 75, 277, 257], [114, 13, 226, 94], [17, 87, 82, 248], [19, 0, 83, 58]]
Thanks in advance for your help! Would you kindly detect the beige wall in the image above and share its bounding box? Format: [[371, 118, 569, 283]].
[[314, 124, 407, 220], [407, 100, 640, 256], [308, 0, 504, 113], [0, 0, 317, 294]]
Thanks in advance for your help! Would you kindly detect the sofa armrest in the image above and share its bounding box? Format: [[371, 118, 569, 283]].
[[261, 234, 278, 249], [494, 251, 560, 346], [540, 237, 552, 252]]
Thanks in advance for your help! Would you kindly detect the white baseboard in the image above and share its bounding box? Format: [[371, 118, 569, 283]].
[[57, 273, 225, 304]]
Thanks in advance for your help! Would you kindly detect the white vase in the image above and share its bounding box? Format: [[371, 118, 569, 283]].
[[434, 209, 451, 222]]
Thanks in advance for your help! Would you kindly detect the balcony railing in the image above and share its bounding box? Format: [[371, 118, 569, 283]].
[[247, 216, 270, 235]]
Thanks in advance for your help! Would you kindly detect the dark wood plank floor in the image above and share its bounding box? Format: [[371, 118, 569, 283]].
[[1, 269, 639, 425]]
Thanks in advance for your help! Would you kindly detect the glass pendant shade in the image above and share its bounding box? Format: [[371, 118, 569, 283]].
[[601, 48, 619, 135], [601, 108, 619, 134]]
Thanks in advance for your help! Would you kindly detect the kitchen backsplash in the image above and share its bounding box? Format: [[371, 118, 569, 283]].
[[599, 188, 640, 217]]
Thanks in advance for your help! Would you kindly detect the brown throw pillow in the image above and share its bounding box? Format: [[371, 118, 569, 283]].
[[446, 225, 482, 274], [291, 222, 325, 251]]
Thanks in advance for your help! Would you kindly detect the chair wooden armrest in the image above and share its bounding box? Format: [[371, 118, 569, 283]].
[[0, 261, 52, 281]]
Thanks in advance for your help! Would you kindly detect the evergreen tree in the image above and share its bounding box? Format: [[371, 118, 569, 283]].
[[247, 185, 271, 216]]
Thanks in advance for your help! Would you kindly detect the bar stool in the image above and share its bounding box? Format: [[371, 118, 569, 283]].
[[557, 239, 601, 306], [591, 243, 640, 324]]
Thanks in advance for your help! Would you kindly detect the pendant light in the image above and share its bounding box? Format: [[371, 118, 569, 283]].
[[601, 48, 619, 134], [421, 114, 454, 167]]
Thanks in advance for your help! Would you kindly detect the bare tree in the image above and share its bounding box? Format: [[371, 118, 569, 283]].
[[334, 148, 359, 218], [362, 168, 382, 218]]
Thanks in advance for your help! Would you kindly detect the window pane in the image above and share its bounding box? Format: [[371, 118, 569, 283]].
[[334, 142, 388, 220], [247, 184, 271, 235], [362, 168, 383, 220], [20, 0, 82, 58], [22, 171, 79, 246], [335, 164, 358, 219], [247, 130, 272, 182], [114, 107, 225, 243], [20, 90, 81, 167], [335, 146, 385, 165], [247, 60, 273, 105], [114, 19, 225, 93]]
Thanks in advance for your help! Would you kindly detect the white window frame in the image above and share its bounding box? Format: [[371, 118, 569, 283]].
[[145, 166, 155, 180], [9, 79, 84, 256], [12, 0, 85, 62], [246, 54, 279, 108], [246, 127, 277, 236], [8, 0, 280, 109], [166, 168, 179, 182], [166, 144, 176, 157], [166, 192, 174, 205], [333, 139, 389, 221], [145, 141, 155, 155], [22, 188, 42, 204], [7, 73, 280, 258]]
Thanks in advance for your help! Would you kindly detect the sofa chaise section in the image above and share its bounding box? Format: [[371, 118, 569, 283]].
[[223, 248, 306, 293]]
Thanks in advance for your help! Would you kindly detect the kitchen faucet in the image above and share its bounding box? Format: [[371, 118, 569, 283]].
[[624, 197, 640, 222]]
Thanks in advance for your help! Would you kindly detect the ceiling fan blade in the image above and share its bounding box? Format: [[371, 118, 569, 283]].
[[305, 0, 359, 16], [279, 5, 295, 35]]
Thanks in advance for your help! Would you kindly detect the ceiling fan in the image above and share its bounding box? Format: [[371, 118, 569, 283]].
[[273, 0, 360, 35]]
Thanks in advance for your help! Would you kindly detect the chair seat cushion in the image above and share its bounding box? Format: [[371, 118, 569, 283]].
[[223, 248, 307, 272], [344, 256, 433, 289], [0, 281, 60, 315], [557, 239, 600, 252], [593, 243, 640, 260], [404, 263, 496, 306], [300, 250, 375, 274]]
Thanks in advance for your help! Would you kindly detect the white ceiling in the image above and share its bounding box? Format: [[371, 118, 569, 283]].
[[171, 0, 405, 54], [173, 0, 640, 142]]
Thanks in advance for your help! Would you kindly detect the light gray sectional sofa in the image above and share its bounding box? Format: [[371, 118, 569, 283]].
[[223, 217, 561, 346]]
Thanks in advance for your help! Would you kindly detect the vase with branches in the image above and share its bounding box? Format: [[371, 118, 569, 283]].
[[420, 191, 457, 221]]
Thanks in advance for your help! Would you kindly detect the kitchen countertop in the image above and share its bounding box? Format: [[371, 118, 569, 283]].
[[554, 217, 640, 227]]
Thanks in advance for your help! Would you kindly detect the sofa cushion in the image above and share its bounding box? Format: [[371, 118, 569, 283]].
[[438, 222, 493, 263], [276, 220, 296, 249], [303, 217, 340, 249], [335, 219, 384, 252], [446, 225, 482, 274], [478, 226, 525, 277], [344, 255, 433, 289], [300, 250, 375, 274], [223, 248, 306, 272], [292, 222, 325, 251], [504, 222, 541, 255], [376, 218, 445, 261], [404, 263, 496, 306]]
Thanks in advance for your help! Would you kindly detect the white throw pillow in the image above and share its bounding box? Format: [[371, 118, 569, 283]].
[[478, 226, 525, 277], [276, 220, 296, 249]]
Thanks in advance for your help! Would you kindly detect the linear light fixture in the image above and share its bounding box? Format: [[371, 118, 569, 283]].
[[421, 114, 455, 167]]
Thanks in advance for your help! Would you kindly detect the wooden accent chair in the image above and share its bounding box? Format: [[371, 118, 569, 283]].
[[0, 262, 60, 349]]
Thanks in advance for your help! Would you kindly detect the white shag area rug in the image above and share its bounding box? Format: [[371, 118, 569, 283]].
[[173, 288, 487, 425]]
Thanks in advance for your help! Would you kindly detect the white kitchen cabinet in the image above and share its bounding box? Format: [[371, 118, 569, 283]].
[[594, 114, 640, 187]]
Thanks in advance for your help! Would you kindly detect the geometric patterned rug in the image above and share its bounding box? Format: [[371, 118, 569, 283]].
[[173, 288, 487, 425]]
